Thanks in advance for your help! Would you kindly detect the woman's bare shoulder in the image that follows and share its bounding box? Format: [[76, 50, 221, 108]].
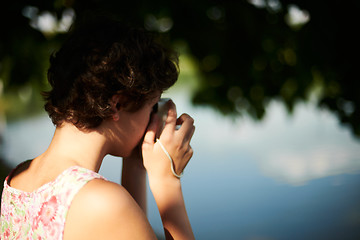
[[64, 179, 156, 240], [75, 178, 134, 208]]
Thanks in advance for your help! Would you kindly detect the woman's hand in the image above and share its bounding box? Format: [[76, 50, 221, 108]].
[[141, 100, 196, 240], [142, 100, 195, 183]]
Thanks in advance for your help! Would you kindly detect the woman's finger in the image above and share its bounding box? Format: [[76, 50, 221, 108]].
[[175, 114, 195, 142], [187, 125, 196, 143], [142, 113, 160, 149], [162, 100, 177, 133]]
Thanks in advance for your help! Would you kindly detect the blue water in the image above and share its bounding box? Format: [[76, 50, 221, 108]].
[[2, 88, 360, 239]]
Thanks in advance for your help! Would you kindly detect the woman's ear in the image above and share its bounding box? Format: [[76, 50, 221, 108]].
[[110, 94, 122, 110], [110, 94, 122, 121]]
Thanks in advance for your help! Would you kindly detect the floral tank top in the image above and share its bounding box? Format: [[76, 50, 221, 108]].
[[0, 163, 106, 239]]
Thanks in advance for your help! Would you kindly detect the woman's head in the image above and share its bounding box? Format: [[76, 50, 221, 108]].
[[44, 16, 178, 129]]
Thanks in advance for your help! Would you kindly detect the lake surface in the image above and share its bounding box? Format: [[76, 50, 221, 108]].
[[2, 88, 360, 240]]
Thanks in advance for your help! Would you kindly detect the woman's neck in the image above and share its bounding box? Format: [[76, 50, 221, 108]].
[[34, 122, 109, 173]]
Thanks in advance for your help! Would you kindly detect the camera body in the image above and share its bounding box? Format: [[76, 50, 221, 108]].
[[153, 98, 181, 138], [156, 98, 170, 123], [154, 98, 171, 138]]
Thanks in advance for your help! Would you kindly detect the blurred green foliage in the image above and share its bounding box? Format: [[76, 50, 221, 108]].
[[0, 0, 359, 174]]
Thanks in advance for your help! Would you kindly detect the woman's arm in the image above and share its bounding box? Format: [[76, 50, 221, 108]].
[[121, 147, 147, 213], [150, 178, 194, 240], [142, 100, 195, 240], [64, 178, 157, 240]]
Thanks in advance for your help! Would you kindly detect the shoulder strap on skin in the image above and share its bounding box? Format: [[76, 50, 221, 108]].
[[54, 166, 106, 207]]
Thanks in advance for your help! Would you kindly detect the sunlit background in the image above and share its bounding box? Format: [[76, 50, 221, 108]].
[[1, 1, 360, 239]]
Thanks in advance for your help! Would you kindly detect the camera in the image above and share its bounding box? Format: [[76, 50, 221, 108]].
[[154, 98, 171, 138]]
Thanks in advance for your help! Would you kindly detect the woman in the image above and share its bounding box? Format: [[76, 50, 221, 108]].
[[1, 16, 195, 239]]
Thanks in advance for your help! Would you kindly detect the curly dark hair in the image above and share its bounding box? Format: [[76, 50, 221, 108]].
[[43, 16, 179, 129]]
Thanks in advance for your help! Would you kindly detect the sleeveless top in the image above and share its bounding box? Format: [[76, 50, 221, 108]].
[[0, 163, 106, 239]]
